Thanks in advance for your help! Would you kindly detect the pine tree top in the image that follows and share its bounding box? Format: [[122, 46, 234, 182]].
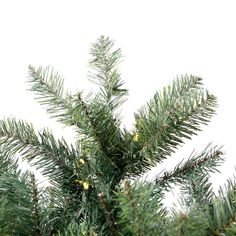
[[0, 36, 234, 236]]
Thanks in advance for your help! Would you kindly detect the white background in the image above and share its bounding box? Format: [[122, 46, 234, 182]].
[[0, 1, 235, 197]]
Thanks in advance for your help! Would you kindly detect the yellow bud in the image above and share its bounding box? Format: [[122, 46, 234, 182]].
[[133, 132, 139, 142], [79, 158, 85, 165], [83, 181, 90, 190], [75, 180, 90, 190]]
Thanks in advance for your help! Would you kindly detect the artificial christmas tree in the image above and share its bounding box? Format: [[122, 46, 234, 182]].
[[0, 36, 235, 235]]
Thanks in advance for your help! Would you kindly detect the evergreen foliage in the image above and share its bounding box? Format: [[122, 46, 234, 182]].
[[0, 36, 234, 235]]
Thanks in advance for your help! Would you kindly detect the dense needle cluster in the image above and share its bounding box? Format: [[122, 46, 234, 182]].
[[0, 36, 235, 235]]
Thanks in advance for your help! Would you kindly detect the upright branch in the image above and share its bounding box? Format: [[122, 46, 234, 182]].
[[89, 35, 128, 112], [127, 76, 217, 176], [28, 65, 73, 124]]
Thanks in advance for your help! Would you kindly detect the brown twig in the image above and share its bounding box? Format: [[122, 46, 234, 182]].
[[98, 192, 119, 236]]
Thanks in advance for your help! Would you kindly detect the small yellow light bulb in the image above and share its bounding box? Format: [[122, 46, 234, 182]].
[[75, 180, 90, 190], [83, 181, 90, 190], [79, 158, 85, 165], [133, 132, 140, 142]]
